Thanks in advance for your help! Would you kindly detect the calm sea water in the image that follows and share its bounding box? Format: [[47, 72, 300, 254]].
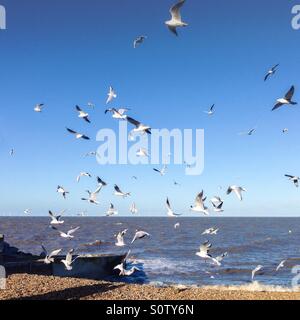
[[1, 217, 300, 288]]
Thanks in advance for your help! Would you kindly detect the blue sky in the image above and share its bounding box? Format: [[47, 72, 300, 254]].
[[0, 0, 300, 216]]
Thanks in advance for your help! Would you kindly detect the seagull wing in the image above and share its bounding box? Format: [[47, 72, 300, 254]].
[[48, 249, 62, 259], [67, 227, 80, 236], [272, 102, 283, 111], [76, 105, 82, 112], [170, 0, 185, 21], [114, 185, 122, 193], [126, 116, 141, 128], [285, 86, 295, 100], [66, 128, 77, 135]]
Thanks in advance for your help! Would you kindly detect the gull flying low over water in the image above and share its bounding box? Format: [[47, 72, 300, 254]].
[[134, 35, 147, 48], [264, 64, 279, 81], [52, 226, 80, 239], [61, 249, 78, 271], [275, 260, 286, 272], [252, 265, 263, 280], [196, 241, 220, 265], [49, 210, 65, 225], [66, 128, 90, 140], [214, 252, 228, 266], [41, 246, 62, 264], [115, 229, 128, 246], [82, 185, 103, 205], [105, 108, 130, 120], [131, 230, 150, 244], [204, 104, 215, 116], [34, 103, 45, 112], [114, 185, 131, 198], [76, 105, 91, 123], [126, 116, 151, 135], [272, 86, 297, 111], [211, 197, 224, 213], [285, 175, 299, 188], [106, 86, 117, 104], [165, 0, 188, 36], [166, 198, 181, 217], [153, 165, 167, 176], [174, 222, 180, 229], [114, 262, 140, 276], [190, 191, 209, 215], [202, 228, 219, 235], [227, 186, 246, 201], [106, 203, 118, 217], [57, 186, 69, 199], [130, 202, 138, 214], [77, 172, 92, 183]]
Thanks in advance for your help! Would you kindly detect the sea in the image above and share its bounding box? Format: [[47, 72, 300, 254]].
[[1, 217, 300, 290]]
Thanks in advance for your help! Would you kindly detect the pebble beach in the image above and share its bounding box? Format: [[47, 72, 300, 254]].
[[0, 274, 300, 300]]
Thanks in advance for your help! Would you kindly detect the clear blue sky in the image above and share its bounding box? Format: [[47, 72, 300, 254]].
[[0, 0, 300, 216]]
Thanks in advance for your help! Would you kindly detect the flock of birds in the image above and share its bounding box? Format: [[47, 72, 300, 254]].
[[6, 0, 300, 282]]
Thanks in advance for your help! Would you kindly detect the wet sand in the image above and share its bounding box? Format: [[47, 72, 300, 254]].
[[0, 274, 300, 300]]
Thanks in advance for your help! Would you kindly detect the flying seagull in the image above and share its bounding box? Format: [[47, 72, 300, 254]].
[[252, 265, 263, 280], [81, 185, 103, 205], [214, 252, 228, 266], [24, 209, 32, 215], [282, 128, 289, 134], [114, 262, 140, 276], [126, 116, 151, 135], [76, 172, 92, 183], [153, 165, 167, 176], [61, 249, 79, 271], [134, 35, 147, 48], [106, 86, 117, 104], [239, 128, 256, 136], [105, 108, 130, 120], [131, 230, 150, 244], [174, 222, 180, 229], [202, 228, 219, 235], [190, 191, 209, 215], [41, 246, 62, 264], [204, 104, 215, 116], [49, 210, 65, 225], [166, 198, 181, 217], [136, 148, 149, 157], [115, 229, 127, 246], [195, 241, 220, 265], [211, 197, 224, 213], [52, 226, 80, 239], [76, 105, 91, 123], [57, 186, 69, 199], [10, 149, 14, 156], [285, 175, 299, 188], [130, 203, 138, 214], [114, 185, 131, 198], [84, 151, 100, 158], [165, 0, 188, 36], [264, 64, 279, 82], [227, 186, 246, 201], [66, 128, 90, 140], [106, 203, 118, 216], [275, 260, 286, 272], [34, 103, 45, 113], [272, 86, 297, 111]]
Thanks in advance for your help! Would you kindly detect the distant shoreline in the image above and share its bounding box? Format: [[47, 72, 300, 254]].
[[0, 274, 299, 300]]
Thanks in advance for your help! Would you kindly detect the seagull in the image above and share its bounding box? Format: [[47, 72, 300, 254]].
[[106, 86, 117, 104], [49, 210, 65, 225], [114, 262, 140, 276], [264, 64, 279, 81], [34, 103, 45, 112], [204, 104, 215, 116], [105, 108, 130, 120], [10, 149, 14, 156], [174, 222, 180, 229], [174, 181, 181, 186], [212, 201, 224, 213], [41, 246, 62, 264], [282, 128, 289, 134], [227, 186, 246, 201], [136, 148, 149, 157], [131, 230, 150, 244], [275, 260, 286, 272], [195, 241, 220, 265], [166, 198, 181, 217], [202, 228, 219, 235], [87, 102, 95, 108], [81, 185, 102, 205], [106, 203, 118, 216], [134, 35, 147, 48], [61, 249, 79, 271], [272, 86, 297, 111], [153, 165, 167, 176], [165, 0, 188, 36], [84, 151, 100, 157], [114, 185, 130, 198], [52, 226, 80, 239], [66, 128, 90, 140], [76, 172, 92, 183], [115, 229, 127, 246], [252, 265, 263, 280], [214, 252, 228, 266], [130, 203, 138, 214], [24, 209, 32, 215], [211, 196, 223, 206], [75, 105, 91, 123], [97, 176, 108, 187], [57, 186, 69, 199], [285, 175, 299, 188], [190, 191, 209, 215], [126, 116, 151, 135]]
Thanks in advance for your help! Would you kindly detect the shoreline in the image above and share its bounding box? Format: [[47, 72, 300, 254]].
[[0, 274, 300, 300]]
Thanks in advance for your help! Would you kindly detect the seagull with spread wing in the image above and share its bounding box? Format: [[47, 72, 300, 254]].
[[272, 86, 297, 111], [66, 128, 90, 140], [190, 191, 209, 215], [134, 35, 147, 48], [41, 246, 62, 264], [166, 198, 181, 217], [114, 185, 131, 198], [106, 86, 117, 104], [105, 108, 130, 120], [76, 105, 91, 123], [165, 0, 188, 36], [285, 175, 299, 188], [126, 116, 151, 135], [227, 186, 246, 201]]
